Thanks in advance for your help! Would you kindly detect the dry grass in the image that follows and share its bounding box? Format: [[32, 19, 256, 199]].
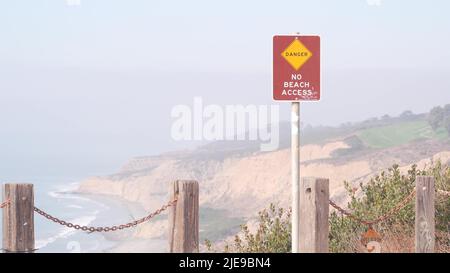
[[348, 226, 449, 253], [380, 228, 415, 253]]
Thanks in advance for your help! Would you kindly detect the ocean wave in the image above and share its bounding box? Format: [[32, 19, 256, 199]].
[[47, 183, 109, 210], [35, 213, 99, 250], [66, 204, 83, 209]]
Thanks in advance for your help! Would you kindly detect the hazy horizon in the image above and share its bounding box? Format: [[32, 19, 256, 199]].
[[1, 0, 450, 179]]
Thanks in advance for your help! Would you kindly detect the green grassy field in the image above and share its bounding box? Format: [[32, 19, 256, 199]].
[[357, 120, 449, 149]]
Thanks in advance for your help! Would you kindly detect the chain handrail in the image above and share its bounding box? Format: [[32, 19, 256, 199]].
[[5, 185, 448, 233], [33, 198, 177, 233], [329, 188, 416, 227]]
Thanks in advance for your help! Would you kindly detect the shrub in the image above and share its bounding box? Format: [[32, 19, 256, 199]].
[[330, 161, 450, 253], [206, 204, 291, 253], [209, 161, 450, 253]]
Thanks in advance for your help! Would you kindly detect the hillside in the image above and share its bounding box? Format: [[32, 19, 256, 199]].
[[77, 109, 450, 243]]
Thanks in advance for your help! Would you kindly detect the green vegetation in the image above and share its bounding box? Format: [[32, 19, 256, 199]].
[[206, 204, 291, 253], [357, 120, 448, 149], [229, 204, 291, 253], [209, 162, 450, 253], [282, 106, 450, 150], [427, 104, 450, 135], [330, 162, 450, 253], [200, 208, 244, 241], [331, 135, 365, 157], [300, 125, 355, 145], [428, 106, 445, 130]]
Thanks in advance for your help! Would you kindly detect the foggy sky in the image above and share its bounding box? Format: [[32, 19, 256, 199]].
[[1, 0, 449, 178]]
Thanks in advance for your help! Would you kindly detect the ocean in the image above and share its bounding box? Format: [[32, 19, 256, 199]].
[[0, 177, 149, 253], [1, 177, 244, 253]]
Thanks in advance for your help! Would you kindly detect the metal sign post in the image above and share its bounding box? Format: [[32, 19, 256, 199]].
[[291, 101, 300, 252], [273, 34, 320, 253]]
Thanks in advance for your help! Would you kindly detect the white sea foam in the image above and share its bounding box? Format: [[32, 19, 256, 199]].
[[47, 183, 109, 210], [35, 213, 98, 250], [34, 181, 125, 252], [66, 204, 83, 209], [36, 182, 107, 251]]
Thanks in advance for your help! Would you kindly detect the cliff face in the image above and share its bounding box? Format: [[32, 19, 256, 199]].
[[77, 139, 450, 217]]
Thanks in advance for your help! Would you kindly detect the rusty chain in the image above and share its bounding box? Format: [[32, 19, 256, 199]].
[[329, 188, 416, 228], [3, 185, 448, 233], [33, 198, 177, 233], [0, 199, 10, 209]]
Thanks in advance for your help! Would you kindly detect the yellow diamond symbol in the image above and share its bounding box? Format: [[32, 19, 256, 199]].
[[281, 39, 313, 70]]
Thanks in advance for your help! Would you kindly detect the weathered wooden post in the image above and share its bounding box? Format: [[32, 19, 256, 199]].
[[168, 180, 199, 253], [415, 176, 435, 253], [299, 177, 329, 253], [3, 183, 35, 253]]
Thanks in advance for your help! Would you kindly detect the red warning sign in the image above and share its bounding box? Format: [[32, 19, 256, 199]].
[[273, 35, 321, 101]]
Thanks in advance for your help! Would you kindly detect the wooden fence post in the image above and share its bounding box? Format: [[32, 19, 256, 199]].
[[168, 180, 199, 253], [299, 177, 329, 253], [2, 183, 35, 253], [415, 176, 435, 253]]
